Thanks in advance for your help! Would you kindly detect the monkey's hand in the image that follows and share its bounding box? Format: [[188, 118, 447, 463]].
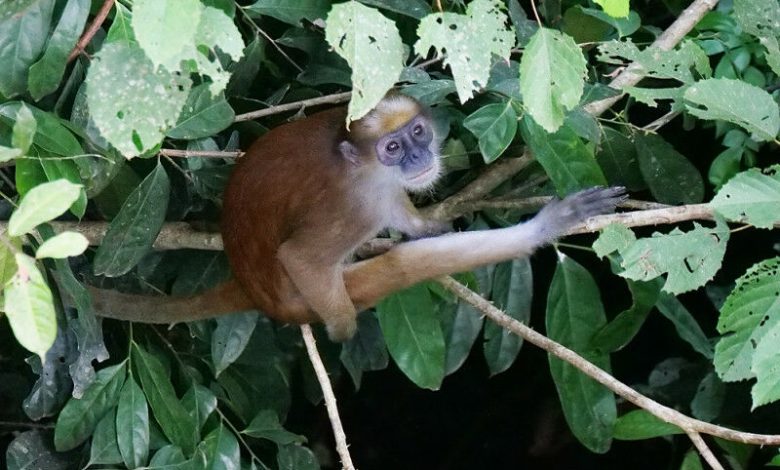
[[529, 186, 627, 243]]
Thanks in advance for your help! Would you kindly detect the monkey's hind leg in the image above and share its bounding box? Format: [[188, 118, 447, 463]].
[[277, 242, 358, 341]]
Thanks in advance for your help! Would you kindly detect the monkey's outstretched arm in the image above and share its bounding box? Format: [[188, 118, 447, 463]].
[[345, 187, 626, 310]]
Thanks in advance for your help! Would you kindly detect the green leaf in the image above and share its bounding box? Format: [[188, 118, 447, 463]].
[[619, 217, 729, 295], [578, 7, 640, 38], [690, 371, 725, 422], [89, 409, 122, 465], [54, 362, 127, 451], [708, 146, 743, 190], [484, 258, 532, 375], [593, 223, 636, 259], [117, 377, 150, 468], [12, 103, 36, 154], [35, 231, 89, 259], [598, 39, 711, 83], [680, 451, 704, 470], [593, 0, 629, 18], [520, 116, 607, 196], [733, 0, 780, 76], [591, 276, 662, 353], [167, 85, 235, 139], [106, 3, 134, 43], [0, 146, 23, 162], [132, 0, 201, 70], [4, 254, 57, 361], [212, 312, 258, 376], [612, 410, 683, 440], [198, 424, 240, 470], [635, 133, 704, 205], [596, 127, 644, 191], [244, 410, 306, 445], [463, 102, 518, 163], [440, 300, 483, 376], [0, 0, 55, 98], [246, 0, 330, 25], [546, 254, 616, 453], [519, 28, 587, 132], [93, 163, 170, 276], [340, 312, 389, 388], [132, 344, 198, 455], [149, 445, 187, 466], [27, 0, 90, 100], [8, 179, 81, 236], [277, 444, 319, 470], [86, 42, 191, 158], [377, 284, 445, 390], [711, 166, 780, 229], [8, 430, 71, 470], [684, 78, 780, 142], [325, 1, 404, 123], [656, 293, 713, 359], [715, 258, 780, 383], [182, 385, 218, 430], [415, 0, 515, 103]]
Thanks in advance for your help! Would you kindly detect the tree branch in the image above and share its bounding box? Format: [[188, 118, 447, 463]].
[[67, 0, 114, 63], [233, 92, 353, 123], [159, 149, 244, 159], [583, 0, 720, 116], [300, 325, 356, 470], [438, 276, 780, 447], [687, 432, 724, 470]]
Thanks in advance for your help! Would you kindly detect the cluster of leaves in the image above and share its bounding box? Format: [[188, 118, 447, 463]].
[[0, 0, 779, 468]]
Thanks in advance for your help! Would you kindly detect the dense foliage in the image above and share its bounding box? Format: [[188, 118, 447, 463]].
[[0, 0, 779, 468]]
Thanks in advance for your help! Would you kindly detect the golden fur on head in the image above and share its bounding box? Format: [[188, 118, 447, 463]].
[[352, 93, 423, 139]]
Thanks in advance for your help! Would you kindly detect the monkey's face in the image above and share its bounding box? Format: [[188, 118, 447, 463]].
[[375, 116, 440, 191]]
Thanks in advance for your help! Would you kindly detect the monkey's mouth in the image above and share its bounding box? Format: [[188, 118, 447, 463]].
[[408, 166, 435, 183]]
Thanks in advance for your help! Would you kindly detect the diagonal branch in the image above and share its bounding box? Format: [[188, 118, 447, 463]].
[[438, 276, 780, 448]]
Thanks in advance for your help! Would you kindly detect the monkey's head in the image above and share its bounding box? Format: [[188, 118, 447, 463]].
[[340, 94, 441, 191]]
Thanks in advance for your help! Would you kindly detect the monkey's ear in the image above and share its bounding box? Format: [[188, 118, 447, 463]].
[[338, 141, 360, 165]]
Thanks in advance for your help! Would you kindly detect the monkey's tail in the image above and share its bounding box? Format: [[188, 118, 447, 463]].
[[87, 278, 256, 324]]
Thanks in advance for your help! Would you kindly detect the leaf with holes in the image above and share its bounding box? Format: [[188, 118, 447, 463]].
[[711, 166, 780, 229], [684, 78, 780, 142], [733, 0, 780, 76], [325, 1, 404, 123], [618, 216, 729, 295], [598, 39, 711, 83], [415, 0, 515, 103], [520, 27, 587, 132], [715, 258, 780, 384]]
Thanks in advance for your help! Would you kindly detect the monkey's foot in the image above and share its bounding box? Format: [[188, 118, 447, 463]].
[[533, 186, 627, 240], [325, 315, 358, 342]]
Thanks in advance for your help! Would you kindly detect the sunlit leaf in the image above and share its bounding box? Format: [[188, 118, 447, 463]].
[[35, 231, 89, 259], [711, 166, 780, 229], [8, 179, 81, 236]]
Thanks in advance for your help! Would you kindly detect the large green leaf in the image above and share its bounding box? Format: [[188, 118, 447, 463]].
[[4, 254, 58, 361], [598, 39, 711, 83], [27, 0, 90, 100], [612, 410, 682, 440], [243, 410, 306, 445], [415, 0, 515, 102], [463, 101, 518, 163], [132, 0, 201, 69], [212, 312, 258, 376], [377, 284, 445, 390], [634, 133, 704, 205], [116, 377, 150, 468], [167, 85, 235, 139], [12, 103, 35, 154], [89, 409, 122, 465], [132, 344, 198, 455], [684, 78, 780, 142], [0, 0, 55, 97], [656, 293, 713, 359], [547, 254, 616, 454], [340, 312, 389, 388], [54, 362, 127, 451], [182, 385, 218, 430], [197, 424, 240, 470], [711, 166, 780, 229], [733, 0, 780, 75], [35, 231, 89, 259], [520, 116, 607, 196], [483, 258, 532, 375], [277, 444, 319, 470], [596, 127, 645, 191], [325, 1, 404, 123], [440, 300, 483, 376], [519, 27, 587, 132], [93, 162, 170, 276]]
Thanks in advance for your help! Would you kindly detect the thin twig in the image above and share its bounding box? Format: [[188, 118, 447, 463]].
[[300, 325, 356, 470], [447, 197, 669, 220], [234, 92, 353, 122], [643, 110, 682, 132], [67, 0, 114, 62], [687, 432, 724, 470], [583, 0, 719, 116], [159, 149, 244, 158], [438, 275, 780, 446]]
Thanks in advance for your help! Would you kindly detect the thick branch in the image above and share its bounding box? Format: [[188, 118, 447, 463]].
[[583, 0, 719, 116], [438, 276, 780, 447], [159, 149, 243, 159], [300, 325, 356, 470]]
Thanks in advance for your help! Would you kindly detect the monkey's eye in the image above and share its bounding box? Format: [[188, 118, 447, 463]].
[[413, 124, 424, 136], [386, 141, 400, 153]]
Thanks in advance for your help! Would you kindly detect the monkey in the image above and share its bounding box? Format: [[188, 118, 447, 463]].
[[90, 93, 626, 341]]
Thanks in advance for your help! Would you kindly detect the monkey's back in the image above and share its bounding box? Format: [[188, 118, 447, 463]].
[[222, 107, 354, 324]]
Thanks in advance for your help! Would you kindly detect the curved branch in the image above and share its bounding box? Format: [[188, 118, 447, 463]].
[[67, 0, 114, 63], [438, 276, 780, 447], [300, 325, 356, 470], [233, 92, 353, 123]]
